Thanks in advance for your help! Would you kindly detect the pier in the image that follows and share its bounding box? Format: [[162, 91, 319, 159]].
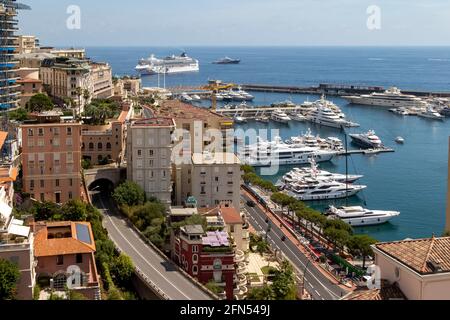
[[215, 105, 300, 118], [336, 148, 395, 156], [240, 83, 450, 98]]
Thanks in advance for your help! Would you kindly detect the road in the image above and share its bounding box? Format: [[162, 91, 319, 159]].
[[242, 194, 349, 301], [92, 192, 211, 300]]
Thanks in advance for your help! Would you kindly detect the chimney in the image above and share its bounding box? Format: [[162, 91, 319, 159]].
[[446, 137, 450, 234]]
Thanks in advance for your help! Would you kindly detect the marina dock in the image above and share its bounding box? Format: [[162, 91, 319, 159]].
[[336, 148, 395, 156]]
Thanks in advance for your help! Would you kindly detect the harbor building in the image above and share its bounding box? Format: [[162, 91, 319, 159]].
[[32, 221, 101, 300], [126, 118, 175, 206], [180, 152, 241, 211], [173, 225, 236, 300], [372, 236, 450, 300], [81, 109, 129, 165], [20, 111, 82, 204], [0, 0, 30, 110], [113, 76, 142, 98]]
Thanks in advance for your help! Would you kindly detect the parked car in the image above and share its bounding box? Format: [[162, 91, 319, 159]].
[[246, 200, 256, 207]]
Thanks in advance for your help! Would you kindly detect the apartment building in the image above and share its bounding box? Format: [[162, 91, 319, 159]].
[[173, 225, 236, 300], [16, 67, 43, 107], [32, 221, 101, 300], [17, 35, 39, 54], [127, 118, 175, 206], [0, 202, 35, 300], [187, 152, 241, 210], [81, 110, 128, 165], [113, 76, 142, 98], [372, 236, 450, 300], [40, 57, 113, 111], [20, 112, 82, 204]]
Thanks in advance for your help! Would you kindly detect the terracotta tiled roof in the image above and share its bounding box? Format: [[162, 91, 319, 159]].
[[344, 280, 406, 300], [375, 236, 450, 274], [219, 207, 243, 225], [34, 221, 96, 257]]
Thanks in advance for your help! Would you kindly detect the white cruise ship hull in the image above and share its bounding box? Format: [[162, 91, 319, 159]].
[[137, 64, 199, 75]]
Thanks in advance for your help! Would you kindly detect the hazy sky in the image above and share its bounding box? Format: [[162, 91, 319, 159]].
[[18, 0, 450, 47]]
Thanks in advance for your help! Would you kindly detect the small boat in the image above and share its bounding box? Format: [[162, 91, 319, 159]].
[[271, 109, 291, 123], [180, 93, 193, 102], [255, 116, 270, 123], [234, 116, 247, 124], [290, 113, 307, 122], [395, 137, 405, 144], [418, 107, 445, 120], [191, 94, 201, 101]]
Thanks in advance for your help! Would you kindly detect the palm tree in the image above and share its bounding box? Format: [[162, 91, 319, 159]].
[[75, 87, 83, 117]]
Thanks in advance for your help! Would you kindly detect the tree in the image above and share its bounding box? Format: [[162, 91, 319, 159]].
[[271, 260, 297, 300], [113, 181, 146, 207], [129, 201, 165, 231], [347, 235, 378, 268], [247, 285, 275, 300], [8, 108, 29, 121], [62, 200, 88, 222], [0, 258, 20, 300], [110, 254, 134, 287], [26, 93, 53, 113], [68, 290, 87, 300], [324, 227, 350, 250], [205, 281, 222, 295], [81, 158, 92, 170], [34, 201, 60, 221]]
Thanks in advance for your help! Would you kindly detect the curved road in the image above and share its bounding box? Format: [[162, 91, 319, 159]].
[[242, 194, 349, 301], [92, 192, 211, 300]]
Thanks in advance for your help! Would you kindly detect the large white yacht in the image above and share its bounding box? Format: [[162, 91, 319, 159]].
[[285, 178, 367, 201], [418, 107, 445, 120], [326, 206, 400, 227], [349, 130, 383, 149], [241, 137, 336, 167], [286, 128, 345, 152], [276, 159, 363, 187], [306, 105, 359, 128], [135, 52, 199, 75], [271, 109, 291, 123], [343, 87, 427, 108]]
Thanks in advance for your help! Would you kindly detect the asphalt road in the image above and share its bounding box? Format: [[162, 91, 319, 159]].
[[242, 194, 349, 300], [92, 192, 211, 300]]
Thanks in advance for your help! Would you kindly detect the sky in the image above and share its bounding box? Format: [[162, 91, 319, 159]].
[[17, 0, 450, 47]]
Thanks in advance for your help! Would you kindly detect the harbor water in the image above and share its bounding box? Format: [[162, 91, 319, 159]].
[[87, 46, 450, 242]]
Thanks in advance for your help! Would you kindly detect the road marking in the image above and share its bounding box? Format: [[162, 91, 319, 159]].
[[98, 197, 192, 300]]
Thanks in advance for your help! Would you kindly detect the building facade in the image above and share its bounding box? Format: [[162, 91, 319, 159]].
[[173, 225, 236, 300], [188, 152, 241, 210], [373, 236, 450, 300], [20, 113, 82, 204], [0, 1, 30, 110], [127, 118, 175, 206], [16, 67, 43, 107], [17, 35, 38, 54], [33, 221, 101, 300], [81, 110, 128, 165]]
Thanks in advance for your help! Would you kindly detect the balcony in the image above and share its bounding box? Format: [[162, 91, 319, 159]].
[[234, 249, 245, 263]]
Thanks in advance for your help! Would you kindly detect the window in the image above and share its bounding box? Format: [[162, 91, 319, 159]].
[[68, 192, 73, 200], [67, 127, 72, 136], [40, 193, 45, 202], [66, 138, 73, 146], [37, 139, 44, 147], [67, 152, 73, 163], [53, 138, 60, 146], [38, 128, 44, 136], [89, 142, 94, 150], [201, 186, 206, 195], [98, 143, 103, 150], [192, 254, 198, 264], [192, 245, 199, 253], [69, 179, 73, 187], [27, 139, 34, 147], [55, 193, 61, 204], [27, 128, 33, 136], [55, 179, 60, 187], [215, 177, 219, 182], [137, 150, 142, 157], [148, 159, 154, 167], [40, 180, 45, 188], [76, 253, 82, 264], [149, 149, 154, 157], [54, 127, 60, 136], [192, 265, 198, 275], [106, 143, 111, 150], [56, 255, 64, 265]]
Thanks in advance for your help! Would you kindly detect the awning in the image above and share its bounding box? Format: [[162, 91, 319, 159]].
[[0, 201, 12, 222], [8, 224, 30, 238]]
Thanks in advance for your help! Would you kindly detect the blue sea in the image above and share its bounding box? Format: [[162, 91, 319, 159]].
[[86, 46, 450, 242]]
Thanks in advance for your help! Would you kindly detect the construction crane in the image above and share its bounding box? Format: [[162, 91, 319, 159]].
[[201, 80, 237, 112]]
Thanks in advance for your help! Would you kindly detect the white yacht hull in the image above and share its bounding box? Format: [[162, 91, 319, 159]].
[[287, 188, 364, 201], [344, 96, 425, 108], [342, 215, 396, 227], [245, 152, 335, 167]]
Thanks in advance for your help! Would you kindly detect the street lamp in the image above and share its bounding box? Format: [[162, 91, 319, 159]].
[[299, 259, 312, 300]]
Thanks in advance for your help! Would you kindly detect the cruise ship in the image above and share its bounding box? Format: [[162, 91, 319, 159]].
[[285, 179, 367, 201], [326, 206, 400, 227], [349, 130, 383, 149], [342, 87, 427, 108], [135, 52, 199, 75], [306, 105, 359, 128], [241, 137, 336, 167]]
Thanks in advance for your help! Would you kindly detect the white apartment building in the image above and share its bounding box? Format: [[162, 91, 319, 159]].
[[189, 152, 241, 210], [127, 118, 175, 206]]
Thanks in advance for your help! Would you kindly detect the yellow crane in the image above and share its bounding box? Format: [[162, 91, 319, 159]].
[[201, 81, 237, 112]]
